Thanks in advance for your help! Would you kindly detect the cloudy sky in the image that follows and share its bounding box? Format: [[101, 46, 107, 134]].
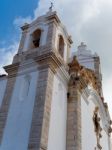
[[0, 0, 112, 117]]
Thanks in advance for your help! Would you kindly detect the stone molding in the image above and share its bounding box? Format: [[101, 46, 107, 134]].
[[12, 50, 69, 81], [4, 63, 20, 78]]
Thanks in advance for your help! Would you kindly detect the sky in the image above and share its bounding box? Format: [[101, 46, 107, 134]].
[[0, 0, 112, 117]]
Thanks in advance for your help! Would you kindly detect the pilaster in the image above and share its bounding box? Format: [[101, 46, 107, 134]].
[[46, 21, 57, 51], [0, 63, 19, 143], [18, 23, 29, 53], [67, 81, 81, 150], [28, 67, 54, 150]]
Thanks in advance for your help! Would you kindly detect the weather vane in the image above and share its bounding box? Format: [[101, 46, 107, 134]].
[[49, 1, 54, 11]]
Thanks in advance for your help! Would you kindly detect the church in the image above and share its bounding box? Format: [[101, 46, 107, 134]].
[[0, 7, 112, 150]]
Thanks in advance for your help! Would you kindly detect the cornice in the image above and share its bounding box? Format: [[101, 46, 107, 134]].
[[3, 63, 20, 78], [4, 51, 69, 81], [0, 74, 8, 81], [34, 52, 69, 82], [21, 23, 29, 31], [46, 11, 61, 24]]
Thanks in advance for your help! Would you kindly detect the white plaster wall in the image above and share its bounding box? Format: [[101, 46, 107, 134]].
[[48, 75, 67, 150], [110, 138, 112, 150], [81, 96, 97, 150], [0, 79, 7, 107], [0, 70, 38, 150], [81, 95, 109, 150]]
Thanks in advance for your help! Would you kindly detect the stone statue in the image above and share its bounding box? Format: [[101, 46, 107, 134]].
[[93, 107, 102, 150]]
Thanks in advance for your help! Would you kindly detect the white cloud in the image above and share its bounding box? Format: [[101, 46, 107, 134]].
[[13, 16, 32, 27], [0, 41, 19, 74]]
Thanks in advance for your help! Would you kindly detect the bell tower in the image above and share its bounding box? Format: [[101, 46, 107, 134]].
[[0, 9, 72, 150], [13, 9, 72, 64]]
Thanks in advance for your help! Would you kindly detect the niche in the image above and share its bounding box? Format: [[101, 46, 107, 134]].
[[58, 83, 64, 109], [19, 74, 31, 101], [32, 29, 41, 48]]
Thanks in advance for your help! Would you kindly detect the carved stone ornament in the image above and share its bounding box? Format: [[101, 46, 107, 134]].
[[69, 73, 80, 86], [109, 120, 112, 136], [69, 56, 99, 92], [93, 107, 102, 150], [108, 126, 112, 136]]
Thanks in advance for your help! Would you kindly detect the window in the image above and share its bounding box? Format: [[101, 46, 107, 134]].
[[58, 35, 64, 58], [32, 29, 41, 48]]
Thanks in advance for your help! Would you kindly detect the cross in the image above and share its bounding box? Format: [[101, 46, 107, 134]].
[[49, 2, 54, 11]]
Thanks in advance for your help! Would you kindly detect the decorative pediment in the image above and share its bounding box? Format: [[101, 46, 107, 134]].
[[69, 56, 99, 92]]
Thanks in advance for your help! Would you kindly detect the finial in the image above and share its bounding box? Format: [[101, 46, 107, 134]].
[[49, 2, 54, 12]]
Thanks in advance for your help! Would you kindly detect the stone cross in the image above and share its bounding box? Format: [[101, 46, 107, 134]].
[[49, 2, 54, 11]]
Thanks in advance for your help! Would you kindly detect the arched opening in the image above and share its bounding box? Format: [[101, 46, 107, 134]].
[[58, 35, 64, 58], [32, 29, 41, 48]]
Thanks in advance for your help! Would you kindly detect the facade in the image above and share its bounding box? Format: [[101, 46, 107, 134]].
[[0, 9, 112, 150]]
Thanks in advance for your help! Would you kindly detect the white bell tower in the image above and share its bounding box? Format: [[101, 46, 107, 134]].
[[0, 9, 73, 150]]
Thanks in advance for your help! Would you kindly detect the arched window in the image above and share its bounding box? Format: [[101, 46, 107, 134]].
[[32, 29, 41, 48], [58, 35, 64, 58]]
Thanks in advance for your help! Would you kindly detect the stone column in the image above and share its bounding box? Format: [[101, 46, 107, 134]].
[[67, 56, 82, 150], [28, 67, 54, 150]]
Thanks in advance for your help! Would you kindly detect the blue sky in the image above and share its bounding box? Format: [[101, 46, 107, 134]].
[[0, 0, 39, 47]]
